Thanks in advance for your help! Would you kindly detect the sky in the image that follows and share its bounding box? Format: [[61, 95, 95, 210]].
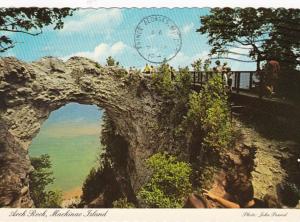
[[1, 8, 256, 71]]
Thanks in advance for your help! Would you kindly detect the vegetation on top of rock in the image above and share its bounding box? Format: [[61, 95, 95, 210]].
[[80, 57, 233, 207], [106, 56, 120, 67], [186, 75, 232, 153], [138, 153, 192, 208], [29, 154, 62, 208], [150, 58, 233, 191]]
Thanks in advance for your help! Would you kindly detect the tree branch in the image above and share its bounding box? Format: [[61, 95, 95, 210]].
[[224, 44, 252, 50], [215, 50, 250, 57], [0, 27, 43, 36], [211, 56, 256, 63]]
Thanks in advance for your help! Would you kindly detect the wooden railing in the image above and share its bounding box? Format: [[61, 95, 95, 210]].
[[189, 71, 261, 96]]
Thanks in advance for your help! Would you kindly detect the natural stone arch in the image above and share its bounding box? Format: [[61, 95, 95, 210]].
[[0, 57, 162, 207]]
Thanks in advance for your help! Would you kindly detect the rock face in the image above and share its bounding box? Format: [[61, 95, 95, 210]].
[[0, 57, 164, 207]]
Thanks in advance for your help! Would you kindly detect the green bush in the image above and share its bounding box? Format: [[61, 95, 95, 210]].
[[81, 166, 106, 203], [106, 56, 119, 66], [184, 74, 232, 155], [29, 154, 62, 208], [149, 58, 232, 192], [112, 197, 135, 208], [151, 62, 174, 95], [138, 153, 192, 208]]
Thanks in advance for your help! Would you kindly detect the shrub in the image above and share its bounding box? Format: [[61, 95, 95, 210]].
[[106, 56, 119, 66], [176, 73, 232, 189], [151, 66, 173, 95], [199, 75, 232, 152], [81, 166, 106, 203], [29, 154, 62, 208], [112, 197, 135, 208], [138, 153, 192, 208], [183, 74, 232, 156]]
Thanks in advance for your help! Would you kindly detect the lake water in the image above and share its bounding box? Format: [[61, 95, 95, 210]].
[[29, 103, 103, 196]]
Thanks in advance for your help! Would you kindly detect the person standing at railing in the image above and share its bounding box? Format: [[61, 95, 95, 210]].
[[143, 63, 151, 74], [215, 60, 223, 73], [150, 65, 156, 74], [219, 62, 230, 89], [264, 60, 280, 96], [226, 67, 233, 92]]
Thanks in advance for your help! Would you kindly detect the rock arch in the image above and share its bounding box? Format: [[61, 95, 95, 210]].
[[0, 57, 161, 207]]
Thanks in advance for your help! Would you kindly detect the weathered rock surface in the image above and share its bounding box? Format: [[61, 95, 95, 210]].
[[0, 56, 165, 207], [234, 120, 299, 203]]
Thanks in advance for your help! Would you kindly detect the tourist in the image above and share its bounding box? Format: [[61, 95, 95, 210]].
[[143, 63, 151, 74], [150, 65, 156, 74], [222, 62, 228, 72], [215, 60, 223, 73], [226, 67, 233, 92], [264, 60, 280, 96]]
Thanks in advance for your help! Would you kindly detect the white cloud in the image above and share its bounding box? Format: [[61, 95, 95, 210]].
[[62, 41, 127, 64], [166, 49, 256, 71], [62, 9, 122, 33], [169, 51, 209, 68], [182, 22, 194, 34]]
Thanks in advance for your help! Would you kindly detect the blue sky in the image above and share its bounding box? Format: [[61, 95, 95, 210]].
[[1, 8, 256, 70]]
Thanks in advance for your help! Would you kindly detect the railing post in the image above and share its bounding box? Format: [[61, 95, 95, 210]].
[[200, 71, 203, 87], [249, 72, 253, 90], [259, 70, 264, 99], [234, 72, 237, 91], [237, 72, 240, 94]]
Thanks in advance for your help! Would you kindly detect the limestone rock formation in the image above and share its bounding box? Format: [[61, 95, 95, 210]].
[[0, 57, 164, 207]]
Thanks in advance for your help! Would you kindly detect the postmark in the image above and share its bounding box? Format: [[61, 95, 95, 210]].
[[134, 14, 182, 64]]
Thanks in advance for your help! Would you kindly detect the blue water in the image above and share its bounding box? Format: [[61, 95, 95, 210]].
[[29, 103, 103, 192]]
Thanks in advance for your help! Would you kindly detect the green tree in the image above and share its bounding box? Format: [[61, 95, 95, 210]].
[[151, 60, 175, 95], [138, 153, 192, 208], [106, 56, 119, 66], [191, 58, 202, 72], [29, 154, 62, 208], [187, 75, 232, 155], [0, 8, 74, 52], [197, 8, 300, 72]]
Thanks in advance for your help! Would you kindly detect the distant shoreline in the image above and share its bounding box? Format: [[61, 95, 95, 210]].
[[63, 186, 82, 200]]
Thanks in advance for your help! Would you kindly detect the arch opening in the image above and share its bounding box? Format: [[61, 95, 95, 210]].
[[28, 102, 103, 206]]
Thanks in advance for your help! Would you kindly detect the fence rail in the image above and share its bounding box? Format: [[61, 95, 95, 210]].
[[189, 71, 262, 97]]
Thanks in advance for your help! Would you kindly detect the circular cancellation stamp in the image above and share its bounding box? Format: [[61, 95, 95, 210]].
[[134, 15, 182, 64]]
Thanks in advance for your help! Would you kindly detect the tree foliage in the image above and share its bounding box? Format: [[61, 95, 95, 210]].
[[0, 8, 74, 52], [29, 154, 62, 208], [197, 8, 300, 71], [138, 153, 192, 208], [188, 75, 232, 152], [106, 56, 119, 66]]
